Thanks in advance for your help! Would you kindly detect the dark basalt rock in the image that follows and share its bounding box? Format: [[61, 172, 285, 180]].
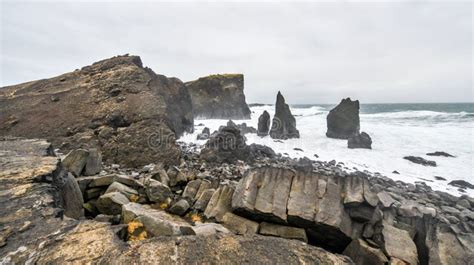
[[185, 74, 251, 119], [257, 111, 271, 136], [348, 132, 372, 149], [426, 151, 455, 157], [197, 127, 211, 140], [448, 180, 474, 190], [269, 92, 300, 139], [0, 55, 194, 168], [326, 98, 360, 139], [403, 156, 437, 167], [200, 124, 275, 164]]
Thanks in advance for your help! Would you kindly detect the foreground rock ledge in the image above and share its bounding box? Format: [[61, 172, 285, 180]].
[[0, 137, 351, 264]]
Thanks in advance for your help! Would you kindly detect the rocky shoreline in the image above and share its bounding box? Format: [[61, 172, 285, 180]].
[[1, 55, 473, 264]]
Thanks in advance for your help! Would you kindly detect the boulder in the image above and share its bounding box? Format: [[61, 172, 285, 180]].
[[200, 125, 250, 163], [83, 148, 102, 175], [191, 223, 231, 236], [269, 91, 300, 139], [259, 222, 308, 243], [193, 188, 216, 211], [168, 199, 190, 216], [232, 121, 257, 135], [185, 74, 251, 119], [343, 239, 388, 265], [403, 156, 436, 167], [204, 185, 234, 222], [62, 149, 89, 176], [326, 98, 360, 139], [145, 179, 173, 204], [348, 132, 372, 149], [197, 127, 211, 140], [122, 203, 194, 237], [182, 179, 202, 199], [0, 55, 194, 168], [105, 182, 139, 199], [257, 110, 271, 136], [221, 212, 259, 235], [96, 192, 130, 215], [378, 224, 418, 265]]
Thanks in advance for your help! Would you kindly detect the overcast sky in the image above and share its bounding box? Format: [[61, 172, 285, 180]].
[[1, 1, 472, 103]]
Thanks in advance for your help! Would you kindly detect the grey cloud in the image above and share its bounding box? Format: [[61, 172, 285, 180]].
[[1, 1, 472, 103]]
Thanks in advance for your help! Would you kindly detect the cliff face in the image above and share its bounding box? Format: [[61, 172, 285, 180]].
[[185, 74, 251, 119], [0, 55, 194, 167]]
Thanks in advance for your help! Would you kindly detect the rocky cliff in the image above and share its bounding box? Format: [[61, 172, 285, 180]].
[[0, 55, 194, 167], [185, 74, 251, 119]]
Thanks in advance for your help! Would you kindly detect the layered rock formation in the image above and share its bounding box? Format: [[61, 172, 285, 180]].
[[326, 98, 360, 139], [0, 55, 194, 168], [269, 92, 300, 139], [257, 110, 271, 136], [185, 74, 251, 119]]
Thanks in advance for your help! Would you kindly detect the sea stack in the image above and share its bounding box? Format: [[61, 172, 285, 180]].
[[185, 74, 251, 119], [326, 98, 360, 139], [257, 111, 271, 136], [269, 92, 300, 139]]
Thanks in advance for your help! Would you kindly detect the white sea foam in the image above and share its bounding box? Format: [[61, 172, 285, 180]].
[[180, 105, 474, 197]]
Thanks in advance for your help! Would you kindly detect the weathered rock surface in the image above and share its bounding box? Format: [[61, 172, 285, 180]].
[[122, 203, 194, 236], [204, 185, 235, 222], [62, 149, 89, 176], [269, 91, 300, 139], [448, 180, 474, 190], [96, 191, 130, 215], [326, 98, 360, 139], [84, 148, 102, 175], [348, 132, 372, 149], [145, 178, 173, 203], [343, 238, 388, 265], [257, 110, 271, 136], [403, 156, 437, 167], [0, 55, 194, 168], [259, 222, 308, 242], [221, 212, 260, 235], [185, 74, 251, 119]]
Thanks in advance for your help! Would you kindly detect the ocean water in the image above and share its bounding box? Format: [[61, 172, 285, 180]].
[[180, 103, 474, 197]]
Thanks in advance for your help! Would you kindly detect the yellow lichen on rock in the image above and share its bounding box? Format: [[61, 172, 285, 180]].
[[129, 194, 139, 203], [127, 220, 147, 241]]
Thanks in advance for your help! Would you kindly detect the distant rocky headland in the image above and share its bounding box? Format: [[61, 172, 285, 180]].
[[1, 55, 472, 264]]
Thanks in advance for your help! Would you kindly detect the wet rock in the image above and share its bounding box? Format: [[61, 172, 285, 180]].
[[348, 132, 372, 149], [204, 185, 234, 222], [83, 149, 102, 175], [62, 149, 89, 176], [257, 110, 271, 136], [221, 212, 259, 235], [403, 156, 436, 167], [169, 199, 190, 216], [259, 222, 308, 243], [434, 176, 446, 181], [269, 91, 300, 139], [185, 74, 251, 119], [392, 170, 400, 174], [326, 98, 360, 139], [426, 151, 455, 157], [343, 238, 388, 265], [197, 127, 211, 140], [448, 180, 474, 190]]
